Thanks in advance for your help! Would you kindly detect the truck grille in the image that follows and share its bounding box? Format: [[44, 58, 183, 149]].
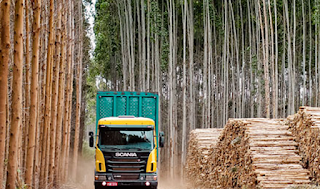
[[113, 173, 140, 180], [106, 158, 147, 173]]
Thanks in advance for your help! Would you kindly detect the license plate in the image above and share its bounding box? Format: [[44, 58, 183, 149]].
[[107, 182, 118, 186]]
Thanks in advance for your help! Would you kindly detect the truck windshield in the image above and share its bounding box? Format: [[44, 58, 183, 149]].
[[99, 128, 154, 151]]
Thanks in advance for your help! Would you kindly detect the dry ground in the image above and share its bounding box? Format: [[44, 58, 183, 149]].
[[61, 158, 187, 189], [60, 158, 320, 189]]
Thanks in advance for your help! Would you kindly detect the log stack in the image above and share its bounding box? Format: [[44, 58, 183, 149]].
[[288, 106, 320, 184], [185, 128, 222, 187], [244, 119, 310, 188], [205, 119, 257, 188], [188, 118, 311, 189]]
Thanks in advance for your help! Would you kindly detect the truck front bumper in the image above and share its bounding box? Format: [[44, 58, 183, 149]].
[[94, 173, 158, 188], [95, 180, 157, 188]]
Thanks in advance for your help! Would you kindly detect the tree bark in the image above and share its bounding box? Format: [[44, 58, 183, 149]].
[[188, 0, 195, 130], [261, 0, 270, 118], [181, 0, 187, 176], [141, 0, 146, 91], [22, 0, 31, 174], [48, 0, 62, 186], [54, 0, 67, 186], [61, 0, 72, 181], [147, 0, 150, 91], [64, 0, 75, 180], [273, 0, 278, 118], [40, 0, 54, 187], [308, 0, 312, 105], [6, 0, 24, 188], [25, 0, 41, 187], [72, 0, 83, 180], [0, 0, 10, 186]]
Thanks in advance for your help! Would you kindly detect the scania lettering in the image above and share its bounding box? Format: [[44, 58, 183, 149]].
[[89, 91, 164, 189], [115, 152, 137, 157]]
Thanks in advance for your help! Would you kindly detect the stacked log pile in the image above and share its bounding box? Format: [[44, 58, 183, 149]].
[[188, 119, 311, 189], [185, 128, 222, 187], [288, 106, 320, 184], [205, 119, 257, 188], [244, 119, 310, 188]]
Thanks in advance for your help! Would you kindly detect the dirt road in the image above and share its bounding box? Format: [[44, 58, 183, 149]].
[[61, 158, 186, 189]]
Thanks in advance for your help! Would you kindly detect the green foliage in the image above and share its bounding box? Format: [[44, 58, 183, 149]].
[[93, 0, 121, 87], [150, 0, 162, 39]]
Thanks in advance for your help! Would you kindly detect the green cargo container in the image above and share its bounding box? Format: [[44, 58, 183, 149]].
[[96, 91, 159, 141]]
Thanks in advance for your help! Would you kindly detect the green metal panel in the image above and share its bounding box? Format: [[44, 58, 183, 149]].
[[142, 98, 156, 121], [116, 97, 127, 116], [96, 91, 159, 137], [96, 96, 114, 128], [128, 97, 139, 117]]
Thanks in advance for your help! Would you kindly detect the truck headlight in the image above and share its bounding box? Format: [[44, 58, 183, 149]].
[[146, 175, 157, 181], [97, 175, 106, 181]]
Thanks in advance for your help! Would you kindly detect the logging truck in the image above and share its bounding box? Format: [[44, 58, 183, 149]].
[[89, 91, 164, 189]]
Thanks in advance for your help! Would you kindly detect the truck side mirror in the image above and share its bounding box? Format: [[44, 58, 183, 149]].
[[89, 131, 94, 147], [159, 131, 165, 148]]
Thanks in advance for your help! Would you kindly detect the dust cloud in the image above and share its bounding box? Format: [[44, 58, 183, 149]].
[[62, 158, 188, 189], [158, 177, 188, 189], [60, 157, 95, 189]]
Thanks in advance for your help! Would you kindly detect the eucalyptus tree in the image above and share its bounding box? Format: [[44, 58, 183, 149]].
[[6, 0, 24, 188], [0, 0, 10, 187], [25, 0, 42, 186]]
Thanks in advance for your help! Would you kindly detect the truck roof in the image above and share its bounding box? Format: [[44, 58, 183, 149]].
[[98, 116, 155, 126]]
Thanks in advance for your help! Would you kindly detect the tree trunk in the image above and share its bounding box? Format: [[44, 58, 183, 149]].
[[48, 0, 62, 186], [261, 0, 270, 118], [22, 0, 31, 175], [141, 0, 146, 91], [64, 0, 75, 180], [188, 0, 195, 130], [273, 0, 278, 117], [223, 0, 229, 124], [129, 0, 135, 91], [0, 0, 10, 186], [167, 0, 174, 177], [308, 0, 312, 105], [54, 0, 67, 186], [268, 0, 275, 118], [72, 0, 83, 180], [147, 0, 150, 91], [40, 0, 54, 187], [302, 0, 306, 105], [6, 0, 24, 188], [25, 0, 41, 187], [61, 0, 72, 181], [284, 0, 293, 115], [292, 0, 296, 112], [181, 0, 187, 176]]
